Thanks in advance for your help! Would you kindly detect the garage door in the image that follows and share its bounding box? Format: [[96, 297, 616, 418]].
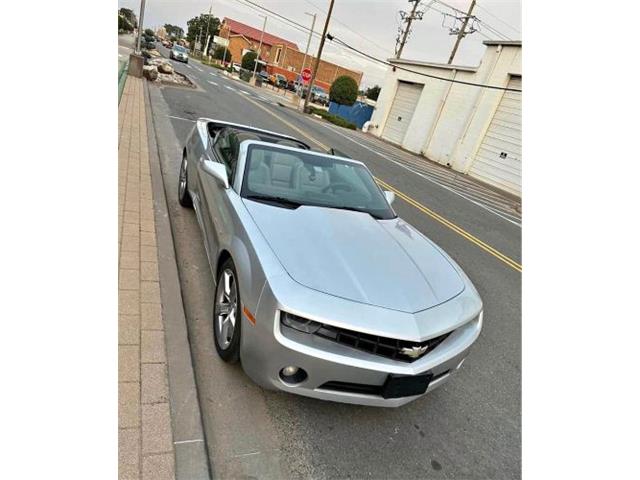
[[469, 76, 522, 197], [382, 81, 423, 144]]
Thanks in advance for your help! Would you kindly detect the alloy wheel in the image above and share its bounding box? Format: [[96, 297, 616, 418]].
[[179, 156, 187, 198], [215, 268, 238, 350]]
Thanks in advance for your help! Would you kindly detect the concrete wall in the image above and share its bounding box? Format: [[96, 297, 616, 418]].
[[369, 43, 521, 174]]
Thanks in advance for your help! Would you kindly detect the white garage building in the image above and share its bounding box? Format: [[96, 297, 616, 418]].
[[368, 40, 522, 198]]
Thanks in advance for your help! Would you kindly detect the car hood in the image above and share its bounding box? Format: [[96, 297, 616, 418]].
[[244, 201, 465, 313]]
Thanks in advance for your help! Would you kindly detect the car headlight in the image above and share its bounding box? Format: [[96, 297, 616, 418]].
[[280, 311, 322, 334]]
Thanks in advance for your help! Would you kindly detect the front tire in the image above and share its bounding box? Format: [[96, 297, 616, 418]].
[[214, 259, 241, 363], [178, 154, 193, 208]]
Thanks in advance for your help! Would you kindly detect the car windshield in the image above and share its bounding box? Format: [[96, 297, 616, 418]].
[[174, 46, 186, 53], [241, 145, 395, 220]]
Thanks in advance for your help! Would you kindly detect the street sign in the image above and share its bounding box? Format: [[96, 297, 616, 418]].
[[301, 67, 312, 83], [213, 35, 229, 47]]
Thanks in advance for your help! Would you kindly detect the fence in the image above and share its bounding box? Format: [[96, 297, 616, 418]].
[[118, 60, 129, 104], [328, 101, 375, 129]]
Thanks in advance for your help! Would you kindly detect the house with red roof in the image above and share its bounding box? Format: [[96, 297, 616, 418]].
[[218, 17, 362, 90]]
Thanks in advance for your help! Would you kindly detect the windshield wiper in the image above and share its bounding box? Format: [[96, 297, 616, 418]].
[[245, 194, 303, 209]]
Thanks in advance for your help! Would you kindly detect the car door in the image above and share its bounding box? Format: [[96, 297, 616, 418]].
[[196, 129, 239, 265]]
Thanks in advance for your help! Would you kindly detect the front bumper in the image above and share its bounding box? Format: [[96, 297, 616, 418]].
[[240, 282, 482, 407]]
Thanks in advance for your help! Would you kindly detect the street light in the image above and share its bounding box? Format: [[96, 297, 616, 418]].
[[135, 0, 147, 54], [298, 12, 317, 111], [251, 14, 267, 83]]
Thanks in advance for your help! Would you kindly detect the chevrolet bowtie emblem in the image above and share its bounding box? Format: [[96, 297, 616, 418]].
[[400, 345, 429, 358]]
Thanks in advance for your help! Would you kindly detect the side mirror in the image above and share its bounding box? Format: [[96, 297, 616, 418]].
[[384, 190, 395, 205], [202, 160, 229, 189]]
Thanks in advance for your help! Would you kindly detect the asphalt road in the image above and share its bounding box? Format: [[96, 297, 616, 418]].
[[147, 45, 521, 479]]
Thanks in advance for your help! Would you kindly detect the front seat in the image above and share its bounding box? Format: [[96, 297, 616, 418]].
[[293, 163, 331, 194]]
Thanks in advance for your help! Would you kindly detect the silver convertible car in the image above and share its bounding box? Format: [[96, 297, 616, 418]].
[[178, 119, 483, 407]]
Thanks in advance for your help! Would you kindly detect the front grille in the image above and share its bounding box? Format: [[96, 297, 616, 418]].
[[313, 324, 451, 363]]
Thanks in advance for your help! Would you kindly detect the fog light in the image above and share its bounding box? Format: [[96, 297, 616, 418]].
[[279, 366, 308, 385], [282, 366, 299, 376]]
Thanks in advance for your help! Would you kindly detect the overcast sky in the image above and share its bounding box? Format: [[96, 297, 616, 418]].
[[119, 0, 521, 87]]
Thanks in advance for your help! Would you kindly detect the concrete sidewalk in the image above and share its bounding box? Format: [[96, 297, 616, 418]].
[[119, 76, 176, 480]]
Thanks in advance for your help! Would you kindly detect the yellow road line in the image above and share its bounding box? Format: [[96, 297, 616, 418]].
[[239, 94, 522, 273], [376, 178, 522, 272]]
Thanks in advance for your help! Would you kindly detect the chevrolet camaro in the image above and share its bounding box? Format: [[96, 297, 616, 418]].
[[178, 119, 483, 407]]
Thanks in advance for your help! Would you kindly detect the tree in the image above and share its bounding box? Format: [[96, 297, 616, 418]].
[[212, 45, 231, 63], [241, 51, 258, 70], [164, 24, 184, 39], [186, 14, 221, 52], [365, 85, 381, 101], [119, 8, 137, 29], [144, 28, 154, 37], [329, 75, 359, 106]]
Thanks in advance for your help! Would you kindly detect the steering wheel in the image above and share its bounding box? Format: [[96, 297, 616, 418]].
[[322, 182, 353, 193]]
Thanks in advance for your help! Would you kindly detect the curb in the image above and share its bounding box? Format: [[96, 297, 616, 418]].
[[143, 81, 211, 480]]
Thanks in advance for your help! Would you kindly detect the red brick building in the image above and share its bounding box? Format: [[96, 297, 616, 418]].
[[219, 18, 363, 90]]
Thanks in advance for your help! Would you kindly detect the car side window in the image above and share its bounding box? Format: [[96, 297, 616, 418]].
[[214, 130, 239, 183]]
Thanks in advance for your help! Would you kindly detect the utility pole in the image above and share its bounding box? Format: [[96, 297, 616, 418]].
[[447, 0, 476, 64], [303, 0, 335, 114], [203, 2, 213, 56], [252, 15, 267, 83], [395, 0, 423, 59], [135, 0, 147, 53], [221, 21, 230, 67], [300, 13, 317, 75], [298, 12, 317, 111]]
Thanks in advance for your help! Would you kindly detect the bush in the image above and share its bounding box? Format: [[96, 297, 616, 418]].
[[212, 45, 231, 63], [330, 75, 358, 106], [308, 107, 357, 130], [241, 51, 257, 71]]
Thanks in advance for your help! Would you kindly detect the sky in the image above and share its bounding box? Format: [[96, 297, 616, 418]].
[[118, 0, 521, 88]]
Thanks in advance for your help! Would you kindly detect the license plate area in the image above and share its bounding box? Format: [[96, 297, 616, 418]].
[[382, 372, 433, 399]]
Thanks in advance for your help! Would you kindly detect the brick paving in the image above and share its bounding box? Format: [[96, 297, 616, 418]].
[[119, 76, 176, 480]]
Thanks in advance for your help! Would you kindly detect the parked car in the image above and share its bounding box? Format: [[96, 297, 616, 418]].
[[299, 86, 329, 105], [268, 73, 287, 88], [314, 90, 330, 106], [177, 119, 483, 407], [231, 63, 241, 73], [286, 80, 297, 92], [258, 71, 270, 82], [170, 44, 189, 63]]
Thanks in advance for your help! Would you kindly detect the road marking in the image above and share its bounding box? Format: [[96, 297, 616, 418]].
[[194, 66, 203, 72], [319, 123, 521, 227], [241, 90, 251, 95], [224, 85, 236, 91], [186, 64, 193, 69], [219, 94, 522, 272], [168, 115, 195, 122], [173, 439, 204, 444], [376, 177, 522, 272], [209, 72, 217, 76], [208, 80, 218, 86], [233, 452, 261, 458]]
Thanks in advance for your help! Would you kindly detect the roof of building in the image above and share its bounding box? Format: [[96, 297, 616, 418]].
[[388, 58, 478, 73], [482, 40, 522, 46], [223, 18, 299, 50]]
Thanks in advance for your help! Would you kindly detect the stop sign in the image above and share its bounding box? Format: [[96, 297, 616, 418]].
[[301, 67, 312, 82]]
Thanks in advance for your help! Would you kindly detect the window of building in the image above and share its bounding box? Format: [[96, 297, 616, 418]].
[[274, 47, 282, 64]]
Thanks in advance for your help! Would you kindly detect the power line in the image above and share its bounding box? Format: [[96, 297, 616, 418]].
[[476, 2, 521, 35], [433, 0, 512, 40], [327, 34, 522, 92], [302, 0, 395, 57]]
